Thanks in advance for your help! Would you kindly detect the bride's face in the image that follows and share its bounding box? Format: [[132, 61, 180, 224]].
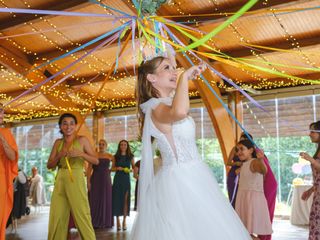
[[148, 59, 178, 94]]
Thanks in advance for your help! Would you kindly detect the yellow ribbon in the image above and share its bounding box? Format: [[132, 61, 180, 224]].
[[64, 156, 74, 182]]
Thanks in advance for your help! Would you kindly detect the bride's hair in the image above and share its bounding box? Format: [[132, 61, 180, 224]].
[[136, 56, 167, 136]]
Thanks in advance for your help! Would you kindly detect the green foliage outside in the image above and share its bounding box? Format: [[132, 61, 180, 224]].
[[255, 136, 315, 202], [18, 135, 315, 205]]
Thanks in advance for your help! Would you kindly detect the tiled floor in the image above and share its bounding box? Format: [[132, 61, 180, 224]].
[[6, 207, 308, 240]]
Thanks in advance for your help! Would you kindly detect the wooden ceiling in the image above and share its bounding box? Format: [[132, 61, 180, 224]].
[[0, 0, 319, 122]]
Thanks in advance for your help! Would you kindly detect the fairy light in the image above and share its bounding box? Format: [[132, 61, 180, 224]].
[[19, 0, 116, 85], [167, 0, 186, 16], [244, 102, 270, 137], [1, 0, 316, 122], [204, 1, 314, 90], [0, 0, 114, 111], [270, 10, 317, 68]]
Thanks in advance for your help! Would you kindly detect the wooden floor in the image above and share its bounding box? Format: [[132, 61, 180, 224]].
[[6, 206, 308, 240]]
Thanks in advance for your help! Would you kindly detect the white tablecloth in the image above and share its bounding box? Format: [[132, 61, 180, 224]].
[[290, 185, 313, 225]]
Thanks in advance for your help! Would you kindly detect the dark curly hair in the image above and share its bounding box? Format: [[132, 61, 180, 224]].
[[58, 113, 77, 134]]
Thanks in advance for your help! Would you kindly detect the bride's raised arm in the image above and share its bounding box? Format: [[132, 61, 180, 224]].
[[152, 63, 206, 125]]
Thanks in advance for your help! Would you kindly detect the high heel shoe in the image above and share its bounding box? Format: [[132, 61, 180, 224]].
[[122, 222, 127, 231], [116, 222, 121, 231]]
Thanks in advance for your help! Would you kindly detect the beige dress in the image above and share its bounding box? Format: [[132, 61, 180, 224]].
[[235, 159, 272, 235]]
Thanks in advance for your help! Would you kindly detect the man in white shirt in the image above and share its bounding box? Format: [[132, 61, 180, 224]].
[[29, 167, 46, 211]]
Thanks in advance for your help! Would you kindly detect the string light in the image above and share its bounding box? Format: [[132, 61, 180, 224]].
[[271, 10, 317, 68], [204, 0, 314, 90], [243, 102, 270, 137], [0, 0, 318, 122]]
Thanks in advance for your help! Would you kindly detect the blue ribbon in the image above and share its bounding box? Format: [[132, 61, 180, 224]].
[[163, 24, 266, 114], [29, 21, 131, 73], [89, 0, 133, 17], [0, 7, 128, 18], [181, 51, 256, 147], [6, 30, 121, 107]]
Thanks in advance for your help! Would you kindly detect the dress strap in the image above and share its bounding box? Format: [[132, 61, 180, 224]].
[[57, 137, 81, 152], [140, 97, 172, 114]]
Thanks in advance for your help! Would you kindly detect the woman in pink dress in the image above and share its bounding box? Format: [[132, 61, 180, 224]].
[[235, 139, 272, 239], [259, 155, 277, 240], [300, 121, 320, 240]]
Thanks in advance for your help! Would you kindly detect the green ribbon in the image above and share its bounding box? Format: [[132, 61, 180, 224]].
[[178, 0, 258, 52]]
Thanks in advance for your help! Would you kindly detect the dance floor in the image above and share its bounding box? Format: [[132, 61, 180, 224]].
[[6, 206, 308, 240]]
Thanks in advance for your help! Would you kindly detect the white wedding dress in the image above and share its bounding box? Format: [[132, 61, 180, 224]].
[[130, 97, 251, 240]]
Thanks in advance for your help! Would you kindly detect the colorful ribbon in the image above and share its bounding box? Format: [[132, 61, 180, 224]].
[[178, 0, 258, 52]]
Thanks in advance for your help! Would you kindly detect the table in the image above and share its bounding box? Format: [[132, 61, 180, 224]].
[[290, 185, 313, 225]]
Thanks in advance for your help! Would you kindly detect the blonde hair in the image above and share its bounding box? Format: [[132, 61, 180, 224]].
[[99, 139, 107, 145], [135, 56, 167, 136]]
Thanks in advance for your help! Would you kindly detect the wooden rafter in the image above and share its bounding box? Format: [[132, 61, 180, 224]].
[[159, 0, 300, 23], [0, 42, 95, 142], [206, 30, 320, 58], [66, 67, 136, 87], [31, 32, 137, 64], [0, 42, 31, 74], [0, 0, 90, 31]]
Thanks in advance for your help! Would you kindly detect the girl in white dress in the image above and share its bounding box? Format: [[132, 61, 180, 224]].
[[131, 56, 251, 240]]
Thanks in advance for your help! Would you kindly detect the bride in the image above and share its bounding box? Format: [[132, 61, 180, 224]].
[[131, 55, 251, 240]]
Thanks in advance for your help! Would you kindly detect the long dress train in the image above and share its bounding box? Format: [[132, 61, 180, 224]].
[[130, 97, 251, 240]]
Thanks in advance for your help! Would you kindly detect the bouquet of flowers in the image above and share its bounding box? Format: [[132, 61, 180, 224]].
[[141, 0, 172, 15]]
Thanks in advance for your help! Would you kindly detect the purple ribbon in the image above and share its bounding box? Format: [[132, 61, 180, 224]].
[[162, 24, 266, 112], [231, 174, 239, 205], [0, 19, 113, 39], [0, 8, 132, 18], [5, 31, 120, 107]]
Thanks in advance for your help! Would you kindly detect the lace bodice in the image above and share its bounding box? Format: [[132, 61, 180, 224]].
[[142, 97, 201, 168], [152, 116, 200, 167]]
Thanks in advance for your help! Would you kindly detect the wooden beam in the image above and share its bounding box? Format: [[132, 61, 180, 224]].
[[31, 36, 136, 64], [160, 0, 299, 23], [92, 111, 105, 147], [205, 31, 320, 58], [0, 0, 90, 31], [66, 67, 136, 87], [234, 71, 320, 87], [228, 91, 243, 141], [0, 43, 95, 144], [1, 89, 29, 98], [0, 43, 31, 74]]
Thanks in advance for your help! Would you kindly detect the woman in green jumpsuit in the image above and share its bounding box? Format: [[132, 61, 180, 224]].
[[47, 113, 98, 240]]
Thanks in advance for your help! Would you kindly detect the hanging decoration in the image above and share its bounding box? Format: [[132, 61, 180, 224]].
[[0, 0, 319, 130], [140, 0, 172, 15]]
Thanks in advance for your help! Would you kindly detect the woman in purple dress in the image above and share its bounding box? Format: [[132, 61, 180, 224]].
[[87, 139, 113, 228]]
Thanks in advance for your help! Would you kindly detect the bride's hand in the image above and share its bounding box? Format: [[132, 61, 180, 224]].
[[183, 63, 206, 81]]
